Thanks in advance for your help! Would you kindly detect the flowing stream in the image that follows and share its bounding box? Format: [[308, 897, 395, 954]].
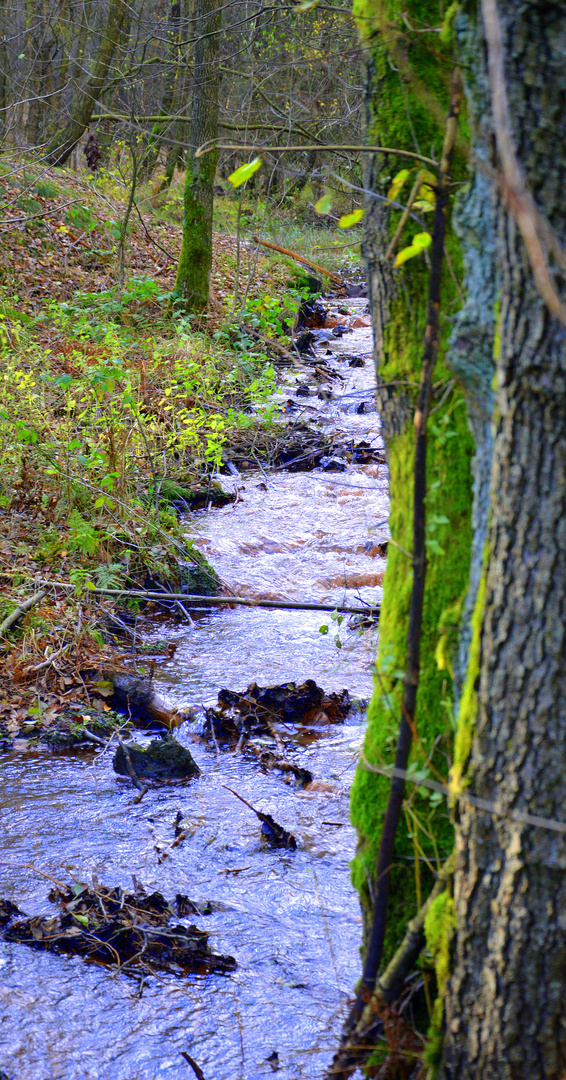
[[0, 300, 388, 1079]]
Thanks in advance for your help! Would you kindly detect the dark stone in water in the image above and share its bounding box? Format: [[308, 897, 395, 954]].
[[320, 455, 347, 472], [343, 282, 367, 297], [331, 324, 351, 338], [113, 737, 200, 781], [293, 330, 316, 354]]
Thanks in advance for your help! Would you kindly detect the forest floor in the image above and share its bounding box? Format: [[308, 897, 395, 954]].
[[0, 153, 363, 741]]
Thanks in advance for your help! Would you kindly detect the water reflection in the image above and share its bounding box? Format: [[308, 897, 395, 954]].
[[0, 299, 380, 1079]]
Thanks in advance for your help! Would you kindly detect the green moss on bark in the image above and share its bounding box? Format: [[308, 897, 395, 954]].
[[423, 890, 457, 1068], [350, 0, 474, 962], [451, 558, 487, 793], [350, 388, 473, 954]]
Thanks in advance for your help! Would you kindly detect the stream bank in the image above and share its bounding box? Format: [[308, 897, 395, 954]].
[[0, 296, 386, 1079]]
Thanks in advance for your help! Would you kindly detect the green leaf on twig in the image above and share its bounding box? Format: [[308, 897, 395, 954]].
[[228, 158, 263, 188]]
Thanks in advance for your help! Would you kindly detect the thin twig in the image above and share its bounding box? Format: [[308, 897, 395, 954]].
[[180, 1051, 206, 1080], [117, 736, 148, 800], [29, 642, 72, 672], [196, 141, 437, 166]]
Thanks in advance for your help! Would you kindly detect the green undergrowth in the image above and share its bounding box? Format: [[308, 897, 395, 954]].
[[0, 155, 339, 598]]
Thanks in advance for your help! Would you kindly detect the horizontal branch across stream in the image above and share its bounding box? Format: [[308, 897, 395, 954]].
[[32, 581, 380, 618]]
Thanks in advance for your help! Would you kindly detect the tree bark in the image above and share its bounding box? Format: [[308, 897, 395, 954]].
[[44, 0, 131, 167], [349, 0, 474, 970], [441, 2, 566, 1076], [174, 0, 222, 312]]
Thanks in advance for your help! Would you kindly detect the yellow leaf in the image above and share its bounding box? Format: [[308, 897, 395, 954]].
[[387, 169, 410, 201], [393, 232, 432, 267], [314, 192, 333, 215], [420, 170, 438, 188], [94, 680, 114, 698], [338, 208, 365, 228]]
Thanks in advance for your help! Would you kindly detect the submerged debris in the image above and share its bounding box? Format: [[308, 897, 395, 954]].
[[203, 679, 352, 751], [223, 785, 297, 850], [0, 881, 236, 977], [220, 679, 351, 724], [250, 746, 313, 788]]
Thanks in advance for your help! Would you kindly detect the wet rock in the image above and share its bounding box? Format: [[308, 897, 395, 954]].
[[293, 330, 316, 354], [331, 324, 352, 338], [113, 737, 200, 781], [343, 282, 367, 297], [320, 455, 347, 472], [356, 400, 377, 415], [295, 299, 327, 329]]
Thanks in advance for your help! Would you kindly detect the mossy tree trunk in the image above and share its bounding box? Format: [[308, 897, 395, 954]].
[[174, 0, 222, 313], [44, 0, 131, 166], [440, 3, 566, 1075], [349, 0, 475, 966]]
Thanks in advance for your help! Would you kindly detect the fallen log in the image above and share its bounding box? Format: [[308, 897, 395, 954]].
[[37, 579, 380, 618], [110, 673, 192, 730], [0, 589, 47, 637], [251, 235, 344, 286]]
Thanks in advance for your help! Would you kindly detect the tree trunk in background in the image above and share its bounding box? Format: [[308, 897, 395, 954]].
[[24, 0, 56, 147], [441, 2, 566, 1076], [174, 0, 222, 312], [0, 0, 8, 143], [44, 0, 131, 166], [139, 0, 183, 181]]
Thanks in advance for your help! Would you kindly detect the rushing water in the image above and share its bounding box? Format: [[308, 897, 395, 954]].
[[0, 300, 387, 1079]]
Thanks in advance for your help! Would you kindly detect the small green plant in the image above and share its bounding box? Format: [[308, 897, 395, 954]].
[[68, 509, 99, 555], [319, 608, 344, 648]]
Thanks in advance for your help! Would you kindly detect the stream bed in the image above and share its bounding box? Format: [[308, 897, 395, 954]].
[[0, 299, 387, 1079]]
